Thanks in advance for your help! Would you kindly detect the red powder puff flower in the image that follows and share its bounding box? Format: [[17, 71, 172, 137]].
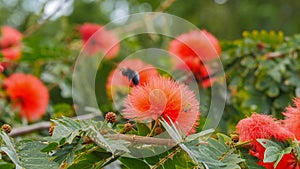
[[79, 23, 120, 59], [236, 113, 294, 167], [0, 26, 23, 60], [123, 76, 200, 135], [236, 113, 292, 143], [106, 59, 159, 98], [169, 30, 221, 62], [3, 73, 49, 122], [283, 97, 300, 140]]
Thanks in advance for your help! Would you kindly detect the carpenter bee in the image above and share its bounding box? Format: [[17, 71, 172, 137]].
[[121, 68, 140, 85]]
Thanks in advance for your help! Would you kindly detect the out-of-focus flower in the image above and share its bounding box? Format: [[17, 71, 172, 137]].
[[79, 23, 120, 59], [3, 73, 49, 122], [0, 64, 4, 73], [0, 26, 23, 60], [169, 30, 221, 62], [169, 30, 221, 87], [106, 59, 159, 98], [236, 113, 294, 168], [175, 57, 215, 88], [283, 97, 300, 140], [123, 76, 200, 135]]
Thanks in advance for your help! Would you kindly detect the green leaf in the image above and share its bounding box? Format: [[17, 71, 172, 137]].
[[185, 129, 215, 142], [187, 134, 244, 169], [266, 83, 280, 98], [268, 69, 282, 83], [41, 142, 59, 152], [257, 139, 282, 149], [263, 146, 280, 162], [136, 123, 150, 136], [53, 139, 82, 164], [67, 151, 112, 169], [0, 131, 22, 168], [0, 161, 14, 169], [119, 157, 150, 169], [295, 86, 300, 97], [16, 141, 59, 169], [257, 139, 292, 168]]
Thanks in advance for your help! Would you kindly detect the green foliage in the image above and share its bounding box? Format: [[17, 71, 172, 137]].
[[223, 30, 300, 119], [187, 134, 244, 169], [257, 139, 292, 168], [0, 131, 58, 169]]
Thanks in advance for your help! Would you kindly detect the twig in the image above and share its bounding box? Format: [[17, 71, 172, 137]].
[[265, 51, 284, 59], [155, 0, 176, 12], [9, 113, 178, 147], [23, 0, 69, 37], [106, 134, 177, 147], [9, 112, 101, 137]]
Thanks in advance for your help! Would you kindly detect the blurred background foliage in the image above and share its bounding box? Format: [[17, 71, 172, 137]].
[[1, 0, 300, 133], [1, 0, 300, 40]]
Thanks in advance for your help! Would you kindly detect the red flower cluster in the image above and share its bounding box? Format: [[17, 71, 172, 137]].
[[169, 30, 221, 87], [123, 76, 200, 135], [106, 59, 158, 98], [283, 98, 300, 140], [236, 113, 300, 169], [3, 73, 49, 122], [0, 26, 23, 60], [79, 23, 120, 59]]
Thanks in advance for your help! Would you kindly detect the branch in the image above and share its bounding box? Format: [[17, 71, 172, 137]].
[[155, 0, 176, 12], [106, 134, 177, 147], [9, 112, 101, 137], [265, 51, 284, 59], [23, 0, 69, 37]]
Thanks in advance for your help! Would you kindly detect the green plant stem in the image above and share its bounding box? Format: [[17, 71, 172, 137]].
[[148, 119, 160, 137]]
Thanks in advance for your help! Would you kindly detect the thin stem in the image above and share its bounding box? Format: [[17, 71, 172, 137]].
[[148, 119, 160, 136], [107, 134, 177, 147], [9, 112, 101, 137]]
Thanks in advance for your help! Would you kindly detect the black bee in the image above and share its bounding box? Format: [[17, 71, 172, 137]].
[[121, 68, 140, 85]]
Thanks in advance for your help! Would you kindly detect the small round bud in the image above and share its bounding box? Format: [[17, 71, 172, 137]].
[[105, 112, 117, 123], [231, 133, 239, 143], [1, 124, 11, 134], [257, 42, 265, 50], [83, 136, 93, 144], [49, 125, 55, 136], [154, 127, 163, 135], [124, 123, 132, 132]]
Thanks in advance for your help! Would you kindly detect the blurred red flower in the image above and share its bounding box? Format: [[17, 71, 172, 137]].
[[175, 57, 215, 88], [123, 76, 200, 134], [0, 26, 23, 60], [283, 97, 300, 140], [169, 30, 221, 87], [106, 59, 159, 98], [3, 73, 49, 122], [0, 64, 4, 73], [79, 23, 120, 59], [169, 30, 221, 62]]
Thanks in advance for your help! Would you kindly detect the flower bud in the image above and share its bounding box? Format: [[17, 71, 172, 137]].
[[105, 112, 117, 123], [124, 123, 132, 132], [1, 124, 12, 134]]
